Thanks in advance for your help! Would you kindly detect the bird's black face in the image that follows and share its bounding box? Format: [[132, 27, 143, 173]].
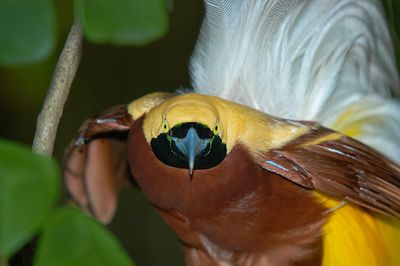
[[150, 122, 227, 174]]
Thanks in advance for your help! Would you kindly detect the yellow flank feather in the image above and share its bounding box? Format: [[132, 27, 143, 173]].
[[316, 194, 390, 266], [330, 105, 387, 140], [316, 108, 400, 266]]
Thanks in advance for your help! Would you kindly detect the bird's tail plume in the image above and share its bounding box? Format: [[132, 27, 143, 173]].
[[190, 0, 400, 162]]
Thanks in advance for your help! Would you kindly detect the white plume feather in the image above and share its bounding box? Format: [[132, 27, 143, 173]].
[[190, 0, 400, 162]]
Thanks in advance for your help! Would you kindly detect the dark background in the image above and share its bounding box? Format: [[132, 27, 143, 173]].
[[0, 0, 203, 265]]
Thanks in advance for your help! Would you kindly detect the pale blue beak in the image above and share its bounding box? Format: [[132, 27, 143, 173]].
[[172, 128, 211, 175]]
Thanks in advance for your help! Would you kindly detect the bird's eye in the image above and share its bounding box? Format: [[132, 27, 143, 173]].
[[162, 120, 169, 133], [213, 123, 220, 135]]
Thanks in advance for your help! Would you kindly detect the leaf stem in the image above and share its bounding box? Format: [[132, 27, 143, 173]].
[[32, 20, 83, 155]]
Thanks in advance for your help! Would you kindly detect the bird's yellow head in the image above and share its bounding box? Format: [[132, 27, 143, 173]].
[[142, 93, 229, 174], [133, 93, 310, 175]]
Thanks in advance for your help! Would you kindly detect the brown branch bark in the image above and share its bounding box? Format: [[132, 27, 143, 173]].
[[33, 21, 83, 155]]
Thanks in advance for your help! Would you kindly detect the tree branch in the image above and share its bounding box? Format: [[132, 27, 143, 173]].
[[33, 20, 83, 155]]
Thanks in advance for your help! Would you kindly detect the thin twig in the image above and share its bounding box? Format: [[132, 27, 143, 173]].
[[33, 20, 83, 155]]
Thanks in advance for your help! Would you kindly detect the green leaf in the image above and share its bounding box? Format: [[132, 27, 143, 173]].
[[75, 0, 169, 45], [0, 139, 59, 258], [35, 207, 134, 266], [0, 0, 57, 66]]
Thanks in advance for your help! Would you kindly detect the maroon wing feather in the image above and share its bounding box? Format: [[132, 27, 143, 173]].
[[258, 126, 400, 217], [63, 105, 134, 223]]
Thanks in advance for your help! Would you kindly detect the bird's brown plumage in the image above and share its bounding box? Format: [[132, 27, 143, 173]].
[[129, 116, 327, 265], [64, 92, 400, 265]]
